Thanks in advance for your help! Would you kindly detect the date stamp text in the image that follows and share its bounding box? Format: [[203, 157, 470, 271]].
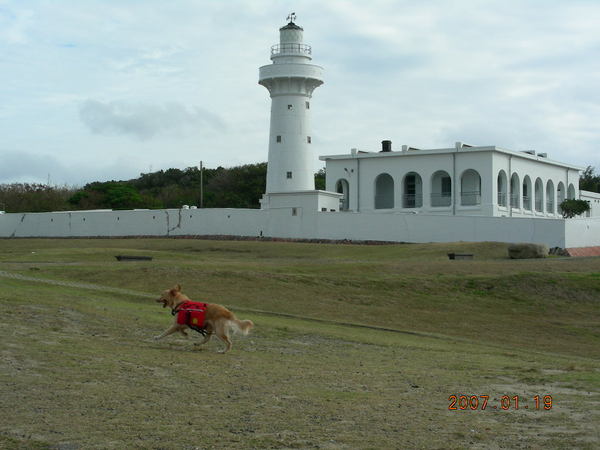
[[448, 394, 553, 411]]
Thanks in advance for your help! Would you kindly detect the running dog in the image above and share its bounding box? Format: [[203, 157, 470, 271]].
[[154, 284, 253, 353]]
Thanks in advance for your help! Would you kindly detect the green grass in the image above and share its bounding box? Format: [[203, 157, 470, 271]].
[[1, 238, 599, 448]]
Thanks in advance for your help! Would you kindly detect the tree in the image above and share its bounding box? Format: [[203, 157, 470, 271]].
[[204, 163, 267, 208], [580, 166, 600, 193], [315, 168, 326, 190], [69, 182, 146, 210], [2, 162, 327, 212], [559, 199, 590, 218], [0, 183, 75, 213]]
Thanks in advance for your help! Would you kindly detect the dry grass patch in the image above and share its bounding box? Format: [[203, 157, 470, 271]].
[[1, 238, 599, 448]]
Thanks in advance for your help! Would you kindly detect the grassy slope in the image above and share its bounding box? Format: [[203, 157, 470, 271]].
[[0, 238, 599, 448]]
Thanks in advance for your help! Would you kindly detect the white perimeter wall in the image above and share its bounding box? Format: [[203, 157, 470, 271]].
[[564, 218, 600, 248], [0, 209, 265, 238], [2, 207, 599, 249], [264, 209, 569, 247]]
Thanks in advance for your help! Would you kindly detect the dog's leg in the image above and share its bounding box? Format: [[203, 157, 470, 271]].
[[179, 328, 189, 337], [196, 332, 212, 346], [216, 334, 232, 354], [154, 324, 181, 340], [213, 321, 232, 354], [194, 323, 213, 347]]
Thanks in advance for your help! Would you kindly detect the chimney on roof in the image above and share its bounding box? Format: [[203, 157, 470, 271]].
[[381, 140, 392, 152]]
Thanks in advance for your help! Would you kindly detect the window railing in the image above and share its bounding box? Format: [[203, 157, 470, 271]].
[[497, 192, 507, 207], [430, 193, 451, 207], [535, 198, 543, 212], [522, 196, 531, 210], [461, 191, 481, 206], [510, 193, 519, 208], [271, 43, 312, 56], [403, 194, 423, 208], [546, 201, 554, 213]]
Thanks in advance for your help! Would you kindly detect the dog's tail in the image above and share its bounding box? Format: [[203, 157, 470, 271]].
[[231, 318, 254, 335]]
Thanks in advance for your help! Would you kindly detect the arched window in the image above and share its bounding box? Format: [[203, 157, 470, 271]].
[[557, 182, 565, 214], [374, 173, 394, 209], [497, 170, 508, 207], [534, 178, 544, 212], [522, 176, 532, 210], [568, 183, 576, 200], [546, 180, 555, 214], [460, 169, 481, 206], [403, 172, 423, 208], [510, 173, 520, 208], [335, 179, 350, 211], [431, 171, 451, 207]]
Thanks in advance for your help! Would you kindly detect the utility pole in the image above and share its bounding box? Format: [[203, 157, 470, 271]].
[[199, 161, 204, 208]]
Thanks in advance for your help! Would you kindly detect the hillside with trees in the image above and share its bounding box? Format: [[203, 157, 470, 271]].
[[0, 164, 596, 213], [0, 163, 327, 213]]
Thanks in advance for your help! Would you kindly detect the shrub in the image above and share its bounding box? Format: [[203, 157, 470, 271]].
[[559, 199, 590, 218]]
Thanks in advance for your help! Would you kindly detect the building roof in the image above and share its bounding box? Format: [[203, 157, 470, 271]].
[[319, 144, 584, 171], [280, 22, 303, 31]]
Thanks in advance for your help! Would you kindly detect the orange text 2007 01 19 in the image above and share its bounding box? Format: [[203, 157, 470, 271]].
[[448, 394, 553, 411]]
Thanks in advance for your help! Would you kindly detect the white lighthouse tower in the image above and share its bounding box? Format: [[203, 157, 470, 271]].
[[259, 15, 341, 212], [259, 14, 322, 194]]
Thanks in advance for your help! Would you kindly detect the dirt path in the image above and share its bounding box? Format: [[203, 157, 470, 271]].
[[0, 269, 468, 344], [0, 269, 150, 298]]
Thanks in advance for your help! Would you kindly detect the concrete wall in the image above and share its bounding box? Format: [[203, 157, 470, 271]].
[[2, 207, 599, 249], [263, 209, 569, 247], [564, 217, 600, 248], [0, 208, 264, 238]]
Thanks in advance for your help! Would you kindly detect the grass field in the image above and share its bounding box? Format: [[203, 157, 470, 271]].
[[1, 238, 599, 449]]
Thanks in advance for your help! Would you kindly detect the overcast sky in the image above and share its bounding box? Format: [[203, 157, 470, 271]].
[[2, 0, 599, 186]]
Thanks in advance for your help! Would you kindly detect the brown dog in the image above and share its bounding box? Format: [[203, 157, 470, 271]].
[[155, 284, 253, 353]]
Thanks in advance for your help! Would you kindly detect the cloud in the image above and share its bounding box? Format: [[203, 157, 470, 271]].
[[78, 99, 226, 140], [1, 1, 599, 186], [0, 6, 33, 44], [0, 150, 142, 186]]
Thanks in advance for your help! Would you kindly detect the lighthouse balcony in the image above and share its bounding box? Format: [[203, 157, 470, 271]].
[[259, 63, 324, 84], [271, 43, 312, 56]]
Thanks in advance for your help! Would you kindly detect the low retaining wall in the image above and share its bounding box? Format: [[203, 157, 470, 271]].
[[563, 217, 600, 248], [1, 208, 599, 249], [0, 208, 264, 238], [262, 209, 570, 247]]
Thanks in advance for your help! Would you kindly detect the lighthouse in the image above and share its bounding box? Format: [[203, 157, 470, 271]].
[[258, 15, 342, 213], [259, 15, 324, 195]]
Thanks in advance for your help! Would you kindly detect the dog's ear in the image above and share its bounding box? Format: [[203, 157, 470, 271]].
[[174, 284, 182, 292]]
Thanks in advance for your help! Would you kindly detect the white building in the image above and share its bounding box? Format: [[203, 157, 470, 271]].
[[321, 141, 596, 218]]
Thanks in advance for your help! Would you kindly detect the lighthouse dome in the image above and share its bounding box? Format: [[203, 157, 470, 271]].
[[280, 21, 304, 44]]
